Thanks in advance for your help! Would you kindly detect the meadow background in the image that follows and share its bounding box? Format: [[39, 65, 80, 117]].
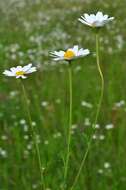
[[0, 0, 126, 189]]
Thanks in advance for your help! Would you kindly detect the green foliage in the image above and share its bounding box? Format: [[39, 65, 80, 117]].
[[0, 0, 126, 190]]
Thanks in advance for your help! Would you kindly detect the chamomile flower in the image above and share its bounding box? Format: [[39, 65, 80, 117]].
[[78, 11, 114, 28], [3, 64, 36, 79], [50, 45, 90, 61]]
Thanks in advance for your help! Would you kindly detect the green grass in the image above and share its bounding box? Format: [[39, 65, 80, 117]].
[[0, 0, 126, 189]]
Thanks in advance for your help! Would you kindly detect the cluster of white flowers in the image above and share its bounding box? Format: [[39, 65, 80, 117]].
[[53, 132, 62, 139], [3, 11, 114, 79], [98, 162, 111, 175], [0, 8, 117, 190], [114, 100, 125, 108], [92, 134, 105, 140], [50, 12, 114, 63]]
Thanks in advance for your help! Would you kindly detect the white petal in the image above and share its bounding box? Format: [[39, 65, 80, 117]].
[[21, 75, 27, 79], [3, 70, 15, 76], [103, 15, 108, 19], [78, 49, 90, 56], [23, 64, 32, 72], [16, 76, 21, 78], [89, 14, 97, 22], [78, 18, 92, 26], [96, 12, 104, 20], [51, 51, 65, 57], [72, 45, 79, 55], [16, 66, 22, 70], [84, 13, 91, 22], [10, 67, 17, 73], [53, 57, 64, 61], [26, 67, 37, 73]]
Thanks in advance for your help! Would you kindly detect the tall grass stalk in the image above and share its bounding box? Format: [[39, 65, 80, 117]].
[[63, 61, 73, 188], [21, 81, 46, 190], [70, 33, 104, 190]]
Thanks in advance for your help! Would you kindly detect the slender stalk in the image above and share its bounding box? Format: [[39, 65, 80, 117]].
[[70, 33, 104, 190], [63, 61, 73, 188], [94, 33, 104, 127], [21, 81, 45, 190]]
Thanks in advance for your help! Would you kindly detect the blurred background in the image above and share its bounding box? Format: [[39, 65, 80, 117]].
[[0, 0, 126, 189]]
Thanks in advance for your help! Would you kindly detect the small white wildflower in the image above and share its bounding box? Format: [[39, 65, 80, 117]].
[[24, 135, 29, 140], [27, 143, 33, 150], [50, 45, 90, 61], [36, 135, 41, 144], [32, 121, 36, 126], [104, 162, 111, 169], [9, 91, 18, 97], [81, 101, 93, 108], [18, 51, 24, 57], [32, 184, 38, 189], [78, 11, 114, 28], [23, 125, 28, 132], [114, 100, 125, 108], [74, 66, 82, 72], [99, 135, 105, 140], [20, 119, 26, 125], [1, 135, 8, 140], [120, 100, 125, 105], [71, 124, 77, 129], [105, 124, 114, 130], [11, 54, 17, 60], [98, 169, 103, 174], [94, 124, 100, 129], [0, 149, 7, 158], [84, 118, 91, 126], [92, 134, 97, 139], [56, 132, 62, 137], [24, 150, 29, 157], [55, 99, 61, 104], [53, 132, 62, 139], [3, 64, 37, 79], [41, 101, 49, 107], [41, 167, 45, 172]]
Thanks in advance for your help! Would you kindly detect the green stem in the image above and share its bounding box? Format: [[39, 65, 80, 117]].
[[21, 81, 45, 190], [70, 33, 104, 190], [63, 61, 73, 188], [93, 33, 104, 127]]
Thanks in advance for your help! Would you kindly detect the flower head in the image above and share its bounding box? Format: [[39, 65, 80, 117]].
[[3, 64, 37, 79], [78, 11, 114, 28], [50, 45, 90, 61]]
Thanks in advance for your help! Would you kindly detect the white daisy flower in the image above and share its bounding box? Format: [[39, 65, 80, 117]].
[[104, 162, 111, 169], [78, 11, 114, 28], [50, 45, 90, 61], [3, 64, 37, 79], [105, 124, 114, 130]]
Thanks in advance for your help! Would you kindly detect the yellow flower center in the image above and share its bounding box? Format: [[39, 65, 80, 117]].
[[64, 50, 75, 60], [16, 71, 25, 76]]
